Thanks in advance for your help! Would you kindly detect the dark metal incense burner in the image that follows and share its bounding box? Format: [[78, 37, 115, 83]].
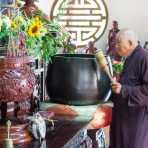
[[46, 54, 112, 105]]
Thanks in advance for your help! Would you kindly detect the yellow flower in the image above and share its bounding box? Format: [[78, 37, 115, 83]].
[[28, 22, 42, 37], [11, 21, 17, 29]]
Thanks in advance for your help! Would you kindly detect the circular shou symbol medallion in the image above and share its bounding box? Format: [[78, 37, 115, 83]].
[[50, 0, 108, 47]]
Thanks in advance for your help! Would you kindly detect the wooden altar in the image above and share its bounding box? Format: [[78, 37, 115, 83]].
[[0, 102, 112, 148]]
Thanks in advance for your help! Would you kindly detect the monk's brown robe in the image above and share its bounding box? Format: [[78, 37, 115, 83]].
[[110, 46, 148, 148]]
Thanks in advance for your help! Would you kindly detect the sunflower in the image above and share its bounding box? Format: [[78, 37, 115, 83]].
[[27, 22, 42, 37], [11, 21, 17, 29]]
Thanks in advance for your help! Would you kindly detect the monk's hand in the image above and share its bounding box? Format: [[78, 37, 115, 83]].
[[111, 81, 122, 94]]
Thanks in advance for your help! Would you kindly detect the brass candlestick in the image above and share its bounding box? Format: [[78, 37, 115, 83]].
[[3, 120, 14, 148], [95, 50, 115, 84]]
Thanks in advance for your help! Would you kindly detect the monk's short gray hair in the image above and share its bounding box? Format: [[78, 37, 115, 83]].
[[116, 29, 138, 45]]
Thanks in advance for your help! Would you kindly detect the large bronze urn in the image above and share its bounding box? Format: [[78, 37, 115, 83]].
[[46, 54, 112, 105]]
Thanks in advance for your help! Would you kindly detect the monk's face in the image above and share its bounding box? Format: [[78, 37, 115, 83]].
[[116, 38, 132, 57]]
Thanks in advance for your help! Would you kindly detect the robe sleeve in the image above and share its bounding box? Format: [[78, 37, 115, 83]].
[[121, 56, 148, 106]]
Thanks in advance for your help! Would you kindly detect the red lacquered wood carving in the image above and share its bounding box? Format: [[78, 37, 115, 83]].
[[0, 56, 35, 102]]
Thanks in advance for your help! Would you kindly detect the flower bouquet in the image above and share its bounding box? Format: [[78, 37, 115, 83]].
[[112, 59, 124, 74], [0, 7, 70, 62], [112, 59, 125, 80]]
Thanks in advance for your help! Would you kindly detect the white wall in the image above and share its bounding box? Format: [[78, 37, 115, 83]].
[[37, 0, 148, 49], [106, 0, 148, 48]]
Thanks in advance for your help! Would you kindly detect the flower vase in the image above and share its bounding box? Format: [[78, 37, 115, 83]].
[[0, 56, 35, 103]]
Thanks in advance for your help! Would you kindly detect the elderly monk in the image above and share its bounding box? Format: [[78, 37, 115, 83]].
[[110, 29, 148, 148]]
